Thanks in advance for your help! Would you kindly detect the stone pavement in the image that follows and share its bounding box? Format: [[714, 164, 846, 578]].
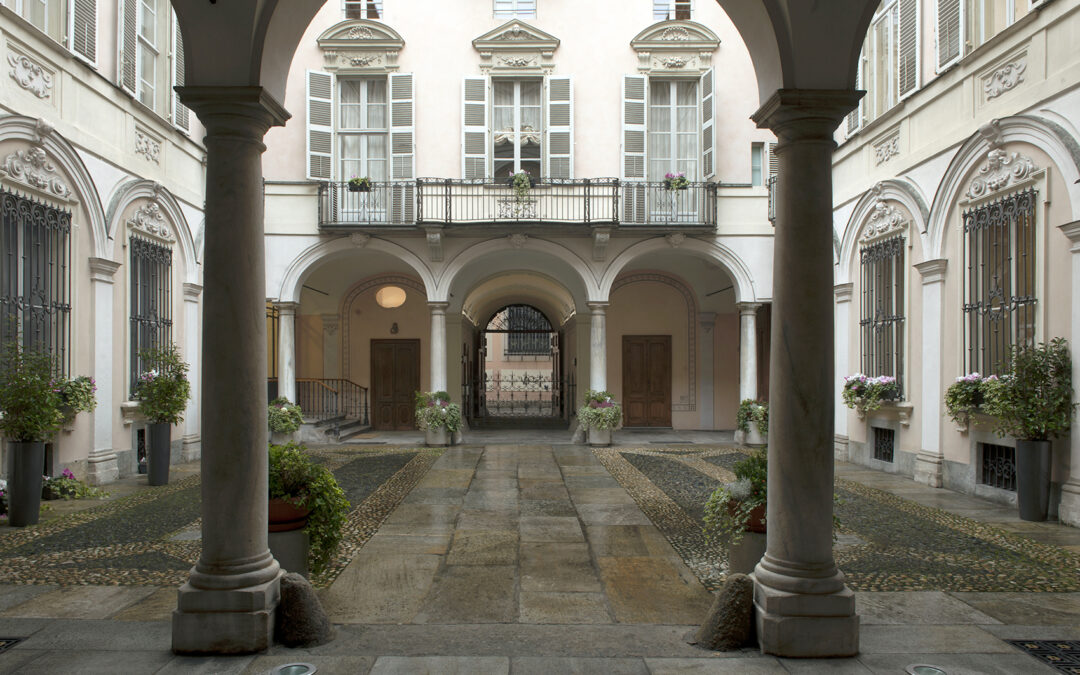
[[0, 431, 1078, 673]]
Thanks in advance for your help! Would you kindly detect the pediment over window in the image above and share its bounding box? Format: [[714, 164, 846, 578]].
[[473, 20, 560, 74], [630, 20, 720, 74], [317, 20, 405, 73], [860, 189, 910, 245]]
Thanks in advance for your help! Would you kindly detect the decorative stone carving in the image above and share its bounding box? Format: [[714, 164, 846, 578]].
[[128, 202, 174, 242], [661, 27, 691, 40], [984, 58, 1026, 100], [665, 232, 686, 248], [508, 233, 529, 248], [977, 119, 1005, 149], [660, 56, 688, 68], [965, 148, 1038, 199], [592, 230, 610, 261], [473, 21, 559, 73], [349, 54, 382, 67], [860, 184, 907, 243], [874, 133, 899, 165], [0, 146, 74, 202], [425, 228, 443, 262], [499, 55, 535, 68], [135, 129, 161, 164], [322, 314, 340, 337], [348, 26, 375, 39], [497, 27, 532, 40], [349, 232, 370, 247], [318, 20, 405, 73], [630, 21, 719, 75], [8, 53, 52, 99]]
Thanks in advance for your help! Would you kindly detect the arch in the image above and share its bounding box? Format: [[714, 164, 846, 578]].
[[437, 236, 599, 304], [276, 234, 437, 304], [926, 114, 1080, 259], [339, 273, 427, 381], [837, 178, 930, 284], [105, 180, 199, 282], [611, 270, 698, 411], [462, 270, 577, 329], [0, 116, 108, 258], [598, 236, 756, 303]]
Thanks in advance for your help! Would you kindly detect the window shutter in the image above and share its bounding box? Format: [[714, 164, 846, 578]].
[[172, 13, 189, 132], [700, 68, 715, 180], [306, 70, 334, 181], [767, 142, 778, 176], [70, 0, 97, 64], [546, 76, 573, 179], [621, 74, 647, 224], [462, 76, 489, 180], [118, 0, 137, 94], [898, 0, 919, 97], [390, 72, 415, 224], [937, 0, 961, 69], [846, 44, 865, 135]]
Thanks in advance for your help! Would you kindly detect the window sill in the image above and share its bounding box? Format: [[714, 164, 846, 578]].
[[857, 400, 913, 426], [120, 401, 145, 427]]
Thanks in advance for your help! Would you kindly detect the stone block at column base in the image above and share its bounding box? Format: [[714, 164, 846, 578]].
[[86, 452, 119, 486], [913, 451, 944, 488], [1059, 480, 1080, 528], [172, 573, 281, 654], [181, 435, 201, 463], [753, 581, 859, 657], [833, 435, 849, 461]]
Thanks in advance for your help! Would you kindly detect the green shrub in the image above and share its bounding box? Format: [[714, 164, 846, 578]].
[[135, 344, 190, 425], [578, 389, 622, 430], [0, 342, 64, 442], [702, 449, 767, 546], [269, 442, 349, 575], [268, 397, 304, 433], [42, 468, 108, 501], [982, 338, 1075, 441], [414, 391, 462, 432], [736, 399, 768, 434]]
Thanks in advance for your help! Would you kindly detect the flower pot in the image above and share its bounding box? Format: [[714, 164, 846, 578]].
[[271, 430, 297, 446], [148, 422, 172, 486], [727, 500, 767, 534], [588, 427, 611, 447], [425, 426, 450, 447], [745, 427, 767, 447], [348, 182, 370, 192], [269, 497, 312, 532], [7, 441, 45, 527], [1015, 439, 1052, 522], [728, 531, 766, 575]]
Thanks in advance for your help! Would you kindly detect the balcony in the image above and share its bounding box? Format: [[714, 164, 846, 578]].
[[317, 178, 718, 230]]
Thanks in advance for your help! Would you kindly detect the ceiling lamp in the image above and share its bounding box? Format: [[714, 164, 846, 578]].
[[375, 286, 407, 309]]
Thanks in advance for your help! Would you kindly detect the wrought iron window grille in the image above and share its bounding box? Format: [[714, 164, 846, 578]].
[[979, 442, 1017, 492], [859, 234, 905, 396], [129, 235, 173, 395], [872, 426, 895, 463]]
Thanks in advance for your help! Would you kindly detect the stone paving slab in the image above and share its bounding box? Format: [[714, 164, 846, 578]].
[[10, 649, 174, 674], [519, 542, 600, 593], [511, 656, 648, 674], [9, 618, 171, 651], [855, 591, 1001, 625], [321, 553, 441, 624], [446, 530, 519, 565], [854, 652, 1059, 675], [597, 556, 712, 624], [109, 587, 177, 621], [518, 591, 611, 624], [0, 585, 57, 613], [858, 624, 1016, 653], [160, 654, 256, 674], [412, 565, 517, 624], [242, 655, 372, 675], [369, 655, 509, 674], [0, 585, 157, 619], [519, 515, 584, 542], [947, 591, 1080, 625], [644, 657, 787, 673]]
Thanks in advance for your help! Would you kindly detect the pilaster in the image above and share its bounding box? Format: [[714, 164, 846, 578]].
[[1058, 221, 1080, 526], [833, 283, 853, 446], [182, 283, 203, 462], [587, 302, 608, 392], [914, 259, 948, 488], [737, 303, 761, 403], [698, 312, 716, 429], [275, 302, 300, 405], [87, 257, 122, 486], [429, 302, 449, 393]]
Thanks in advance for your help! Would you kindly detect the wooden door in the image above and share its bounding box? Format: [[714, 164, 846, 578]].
[[371, 339, 420, 430], [622, 335, 672, 427]]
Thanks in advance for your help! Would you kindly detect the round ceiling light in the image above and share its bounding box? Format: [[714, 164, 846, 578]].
[[375, 285, 407, 309]]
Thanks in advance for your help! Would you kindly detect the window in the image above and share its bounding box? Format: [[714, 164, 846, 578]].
[[494, 0, 535, 17], [504, 306, 552, 356], [69, 0, 97, 64], [963, 187, 1037, 376], [653, 0, 691, 20], [344, 0, 381, 19], [848, 0, 918, 134], [6, 0, 49, 32], [751, 143, 763, 186], [860, 235, 905, 392], [979, 442, 1016, 491], [938, 0, 1030, 70], [120, 0, 180, 115], [493, 79, 542, 179], [648, 79, 697, 181], [872, 426, 895, 463], [0, 189, 72, 375], [136, 0, 157, 108], [339, 78, 388, 182], [129, 234, 172, 395]]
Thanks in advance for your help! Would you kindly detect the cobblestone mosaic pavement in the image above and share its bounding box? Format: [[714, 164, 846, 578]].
[[0, 445, 442, 589], [598, 445, 1080, 594]]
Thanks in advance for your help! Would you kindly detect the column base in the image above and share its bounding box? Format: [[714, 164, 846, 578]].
[[86, 451, 119, 486], [753, 576, 859, 657], [172, 571, 282, 654], [1059, 480, 1080, 528], [913, 451, 944, 488], [181, 435, 202, 463], [833, 434, 849, 461]]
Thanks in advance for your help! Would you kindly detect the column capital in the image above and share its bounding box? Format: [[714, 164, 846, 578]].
[[175, 86, 290, 146], [915, 258, 948, 284], [274, 301, 300, 315], [182, 282, 203, 300], [428, 301, 449, 313], [1060, 220, 1080, 250], [833, 283, 854, 303], [737, 302, 762, 316], [587, 302, 609, 313], [752, 89, 863, 141], [88, 257, 121, 283]]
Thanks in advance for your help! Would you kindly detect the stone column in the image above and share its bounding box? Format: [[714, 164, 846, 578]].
[[750, 90, 861, 658], [1058, 221, 1080, 526], [182, 283, 203, 462], [321, 313, 340, 379], [275, 302, 299, 404], [738, 303, 761, 402], [699, 312, 716, 429], [834, 283, 853, 457], [171, 87, 289, 655], [588, 302, 608, 392], [914, 260, 948, 487], [429, 302, 448, 392], [87, 257, 121, 486]]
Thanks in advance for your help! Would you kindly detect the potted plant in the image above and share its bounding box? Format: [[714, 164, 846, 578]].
[[134, 344, 191, 486], [0, 342, 64, 527], [703, 448, 768, 574], [663, 171, 689, 190], [415, 391, 462, 446], [841, 373, 899, 417], [944, 372, 997, 430], [348, 175, 372, 192], [509, 170, 534, 199], [268, 442, 349, 577], [57, 375, 97, 426], [736, 398, 768, 446], [268, 397, 304, 444], [982, 338, 1075, 521], [42, 468, 108, 501], [578, 389, 622, 447]]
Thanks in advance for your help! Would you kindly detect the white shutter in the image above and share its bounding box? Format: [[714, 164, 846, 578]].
[[621, 74, 647, 224], [700, 68, 715, 180], [546, 76, 573, 180], [937, 0, 961, 69], [767, 142, 778, 176], [306, 70, 334, 181], [462, 76, 489, 180], [118, 0, 137, 94], [390, 72, 415, 223], [172, 13, 189, 132], [898, 0, 919, 98], [846, 44, 865, 135], [70, 0, 97, 64]]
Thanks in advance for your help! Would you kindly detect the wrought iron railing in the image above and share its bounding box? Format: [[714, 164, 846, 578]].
[[767, 174, 777, 224], [480, 371, 566, 418], [317, 178, 718, 228], [295, 378, 369, 425]]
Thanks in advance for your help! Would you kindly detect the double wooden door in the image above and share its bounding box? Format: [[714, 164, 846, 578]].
[[371, 339, 420, 430], [622, 335, 671, 427]]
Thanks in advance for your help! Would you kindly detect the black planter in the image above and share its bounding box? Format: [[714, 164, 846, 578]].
[[8, 441, 45, 527], [1015, 439, 1051, 521], [148, 422, 172, 486], [348, 182, 371, 192]]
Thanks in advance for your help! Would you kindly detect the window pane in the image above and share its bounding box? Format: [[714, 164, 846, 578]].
[[521, 105, 541, 132], [138, 43, 155, 107], [367, 102, 386, 129], [493, 82, 514, 105], [367, 79, 387, 103], [140, 0, 156, 43], [521, 81, 541, 104], [676, 81, 696, 105], [751, 144, 763, 186]]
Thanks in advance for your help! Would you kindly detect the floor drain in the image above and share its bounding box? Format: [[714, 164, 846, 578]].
[[1007, 640, 1080, 674], [905, 666, 948, 675], [270, 664, 317, 675]]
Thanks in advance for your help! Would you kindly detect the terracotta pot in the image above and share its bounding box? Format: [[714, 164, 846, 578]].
[[269, 497, 311, 532], [728, 499, 766, 534]]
